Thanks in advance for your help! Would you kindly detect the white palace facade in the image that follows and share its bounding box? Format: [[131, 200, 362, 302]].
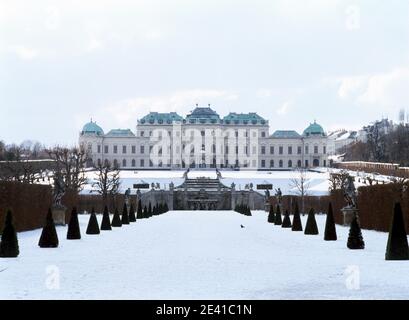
[[79, 105, 329, 170]]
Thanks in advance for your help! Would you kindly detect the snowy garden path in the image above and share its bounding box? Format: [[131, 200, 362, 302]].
[[1, 211, 409, 299]]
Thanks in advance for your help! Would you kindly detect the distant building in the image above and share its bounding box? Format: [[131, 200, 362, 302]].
[[79, 105, 329, 170]]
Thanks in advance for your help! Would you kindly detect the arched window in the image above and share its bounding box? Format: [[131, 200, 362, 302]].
[[113, 159, 118, 168], [131, 159, 136, 167], [279, 160, 283, 168], [270, 160, 274, 168], [313, 159, 319, 167], [288, 160, 292, 168], [297, 160, 302, 167], [122, 159, 127, 167]]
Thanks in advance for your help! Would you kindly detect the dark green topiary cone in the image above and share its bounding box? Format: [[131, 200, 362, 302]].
[[39, 208, 59, 248], [111, 208, 122, 227], [292, 202, 303, 231], [385, 202, 409, 260], [100, 205, 112, 230], [67, 207, 81, 240], [274, 205, 282, 225], [347, 215, 365, 249], [121, 203, 130, 225], [324, 203, 337, 241], [137, 200, 143, 219], [305, 208, 319, 235], [129, 203, 136, 222], [267, 205, 275, 223], [282, 210, 292, 228], [0, 210, 19, 257], [86, 208, 100, 235]]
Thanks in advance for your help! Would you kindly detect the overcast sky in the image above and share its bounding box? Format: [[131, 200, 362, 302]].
[[1, 0, 408, 146]]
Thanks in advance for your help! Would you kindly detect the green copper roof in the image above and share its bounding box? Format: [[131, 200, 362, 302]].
[[303, 121, 325, 136], [139, 112, 183, 124], [223, 112, 266, 124], [186, 107, 221, 124], [81, 121, 104, 135], [271, 130, 301, 138], [106, 129, 135, 137]]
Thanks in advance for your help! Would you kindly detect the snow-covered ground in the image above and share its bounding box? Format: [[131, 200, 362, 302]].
[[1, 211, 408, 300], [81, 169, 333, 196]]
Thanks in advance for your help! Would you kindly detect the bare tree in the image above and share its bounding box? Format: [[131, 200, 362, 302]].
[[289, 168, 310, 214], [92, 161, 121, 205], [47, 145, 89, 193], [328, 169, 350, 193]]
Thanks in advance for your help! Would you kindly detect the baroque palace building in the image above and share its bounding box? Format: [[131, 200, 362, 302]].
[[79, 105, 329, 170]]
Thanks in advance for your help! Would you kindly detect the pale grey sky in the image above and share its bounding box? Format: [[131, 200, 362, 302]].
[[1, 0, 408, 146]]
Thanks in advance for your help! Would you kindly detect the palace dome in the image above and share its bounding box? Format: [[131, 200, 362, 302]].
[[82, 121, 104, 135], [303, 121, 325, 137]]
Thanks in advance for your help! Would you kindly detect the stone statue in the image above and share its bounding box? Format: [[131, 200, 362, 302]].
[[182, 168, 190, 180], [249, 183, 253, 190], [275, 188, 283, 205], [231, 182, 236, 190], [52, 171, 66, 207], [265, 189, 270, 198], [151, 182, 155, 190], [343, 176, 357, 208], [169, 181, 174, 191], [156, 182, 160, 189], [216, 168, 222, 179]]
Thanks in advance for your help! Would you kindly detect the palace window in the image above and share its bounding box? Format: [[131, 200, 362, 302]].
[[270, 146, 274, 154], [288, 146, 292, 155], [279, 146, 283, 155], [314, 146, 318, 154], [122, 159, 127, 167], [140, 159, 145, 167], [323, 146, 326, 154], [270, 160, 274, 168], [122, 145, 127, 154], [297, 146, 302, 154], [288, 160, 292, 168], [132, 145, 136, 154], [97, 145, 101, 153], [132, 159, 136, 167], [140, 145, 145, 154], [279, 160, 283, 168], [104, 145, 109, 154], [261, 160, 266, 168], [261, 146, 266, 155], [113, 145, 118, 154]]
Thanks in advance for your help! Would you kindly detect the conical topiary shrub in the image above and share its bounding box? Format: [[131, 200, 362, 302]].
[[385, 202, 409, 260], [137, 200, 143, 219], [0, 210, 19, 257], [129, 203, 136, 222], [86, 208, 100, 235], [282, 210, 292, 228], [305, 208, 319, 235], [100, 205, 112, 230], [324, 203, 337, 241], [143, 206, 148, 218], [121, 203, 130, 225], [164, 202, 169, 212], [111, 208, 122, 227], [274, 205, 282, 225], [246, 206, 252, 216], [148, 202, 152, 217], [267, 205, 275, 223], [153, 205, 158, 215], [291, 202, 303, 232], [347, 215, 365, 249], [39, 208, 59, 248], [67, 207, 81, 240]]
